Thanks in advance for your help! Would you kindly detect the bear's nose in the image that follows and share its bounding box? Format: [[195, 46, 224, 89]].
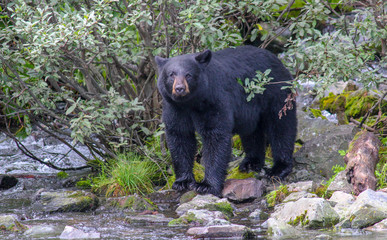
[[175, 85, 186, 94]]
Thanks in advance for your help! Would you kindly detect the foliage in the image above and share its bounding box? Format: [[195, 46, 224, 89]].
[[92, 153, 163, 196], [375, 144, 387, 189], [0, 0, 385, 172], [266, 184, 289, 207], [238, 69, 273, 102], [315, 164, 346, 198]]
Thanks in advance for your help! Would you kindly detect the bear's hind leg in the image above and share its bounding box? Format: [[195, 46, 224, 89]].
[[238, 129, 266, 173], [266, 112, 296, 180]]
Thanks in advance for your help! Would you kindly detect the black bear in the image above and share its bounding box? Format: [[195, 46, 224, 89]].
[[155, 45, 297, 197]]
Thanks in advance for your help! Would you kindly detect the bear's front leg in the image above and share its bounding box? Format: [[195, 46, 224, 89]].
[[194, 132, 232, 197]]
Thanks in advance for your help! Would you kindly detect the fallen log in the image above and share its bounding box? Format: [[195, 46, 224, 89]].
[[344, 131, 381, 195]]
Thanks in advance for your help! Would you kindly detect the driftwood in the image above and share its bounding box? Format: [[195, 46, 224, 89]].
[[344, 131, 381, 195]]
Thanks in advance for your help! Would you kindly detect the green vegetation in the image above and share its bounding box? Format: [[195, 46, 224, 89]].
[[57, 171, 69, 179], [0, 0, 385, 193], [288, 210, 309, 227], [92, 153, 164, 196], [375, 142, 387, 189], [266, 184, 290, 207], [76, 180, 92, 190], [315, 164, 346, 198]]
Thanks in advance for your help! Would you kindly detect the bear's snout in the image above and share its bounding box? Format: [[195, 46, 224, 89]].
[[172, 76, 190, 97]]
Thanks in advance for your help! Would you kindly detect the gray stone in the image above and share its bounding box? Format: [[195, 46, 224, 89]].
[[287, 181, 316, 192], [175, 194, 233, 217], [32, 190, 99, 213], [187, 224, 254, 239], [266, 218, 301, 238], [365, 218, 387, 231], [59, 226, 100, 239], [327, 171, 354, 194], [169, 209, 228, 227], [282, 191, 318, 203], [293, 124, 358, 179], [125, 213, 173, 226], [0, 214, 27, 232], [24, 225, 61, 238], [343, 189, 387, 229], [329, 191, 355, 219], [222, 178, 264, 202], [271, 198, 340, 229]]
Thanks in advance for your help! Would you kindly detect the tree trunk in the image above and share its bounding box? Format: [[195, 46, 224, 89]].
[[344, 131, 381, 195]]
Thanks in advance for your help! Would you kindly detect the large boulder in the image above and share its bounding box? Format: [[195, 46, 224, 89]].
[[293, 124, 358, 180], [270, 198, 340, 229], [32, 190, 98, 213], [222, 178, 264, 202], [339, 189, 387, 229]]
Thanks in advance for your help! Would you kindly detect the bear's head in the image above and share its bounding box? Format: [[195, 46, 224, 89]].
[[155, 50, 211, 102]]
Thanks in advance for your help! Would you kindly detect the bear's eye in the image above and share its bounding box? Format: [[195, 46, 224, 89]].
[[185, 74, 192, 80], [169, 72, 176, 77]]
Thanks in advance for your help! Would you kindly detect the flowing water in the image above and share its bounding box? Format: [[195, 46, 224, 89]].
[[1, 130, 387, 239]]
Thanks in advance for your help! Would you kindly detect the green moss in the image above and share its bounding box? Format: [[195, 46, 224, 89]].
[[214, 202, 234, 218], [76, 180, 92, 189], [226, 166, 255, 180], [288, 210, 309, 226], [122, 195, 157, 212], [266, 185, 289, 207], [309, 108, 327, 119], [193, 162, 205, 182], [57, 171, 69, 179], [232, 135, 243, 150], [168, 212, 198, 226]]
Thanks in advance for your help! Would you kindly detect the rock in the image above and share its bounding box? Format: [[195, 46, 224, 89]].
[[296, 110, 337, 144], [32, 190, 99, 213], [282, 191, 318, 203], [125, 213, 173, 226], [365, 218, 387, 231], [293, 124, 358, 180], [270, 198, 340, 229], [266, 218, 301, 238], [287, 181, 316, 192], [249, 208, 269, 221], [168, 209, 228, 227], [186, 224, 255, 239], [314, 234, 333, 240], [179, 190, 197, 204], [0, 214, 27, 232], [323, 80, 358, 97], [222, 178, 264, 202], [175, 194, 234, 218], [328, 191, 355, 219], [326, 171, 354, 194], [147, 189, 181, 204], [341, 189, 387, 229], [0, 175, 18, 190], [59, 226, 100, 239], [106, 195, 157, 212], [24, 225, 61, 238]]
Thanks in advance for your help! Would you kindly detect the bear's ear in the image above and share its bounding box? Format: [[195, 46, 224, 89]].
[[155, 56, 168, 69], [195, 50, 212, 66]]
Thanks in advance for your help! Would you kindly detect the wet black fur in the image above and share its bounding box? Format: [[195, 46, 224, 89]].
[[155, 45, 297, 197]]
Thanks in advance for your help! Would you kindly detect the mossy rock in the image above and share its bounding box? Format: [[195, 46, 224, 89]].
[[122, 195, 158, 212], [168, 212, 199, 227], [0, 215, 27, 232], [319, 90, 387, 122], [226, 167, 255, 180]]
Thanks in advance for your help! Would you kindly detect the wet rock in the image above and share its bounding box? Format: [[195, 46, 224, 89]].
[[222, 178, 264, 202], [186, 224, 255, 239], [249, 208, 268, 221], [179, 190, 197, 204], [0, 214, 27, 232], [168, 209, 228, 227], [282, 191, 318, 203], [0, 175, 18, 190], [365, 218, 387, 231], [265, 218, 301, 238], [287, 180, 316, 192], [270, 198, 340, 229], [107, 195, 157, 212], [24, 225, 61, 238], [326, 171, 354, 194], [125, 213, 173, 226], [176, 194, 234, 218], [341, 189, 387, 229], [293, 124, 358, 180], [32, 190, 98, 213], [59, 226, 100, 239], [296, 110, 337, 144], [148, 189, 181, 204], [328, 191, 355, 219]]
